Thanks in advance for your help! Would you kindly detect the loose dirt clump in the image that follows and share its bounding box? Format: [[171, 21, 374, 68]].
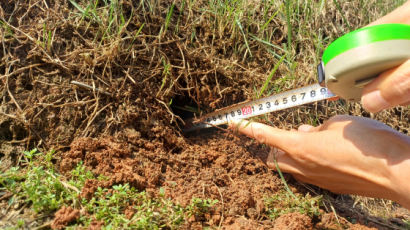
[[51, 206, 80, 230], [60, 137, 148, 193], [316, 213, 378, 230], [59, 131, 281, 226], [88, 220, 104, 230], [273, 212, 313, 230]]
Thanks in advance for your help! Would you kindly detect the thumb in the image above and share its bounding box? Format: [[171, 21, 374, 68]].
[[361, 59, 410, 113]]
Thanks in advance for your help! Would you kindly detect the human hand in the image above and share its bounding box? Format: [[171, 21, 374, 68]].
[[362, 0, 410, 113], [361, 59, 410, 113], [230, 115, 410, 209]]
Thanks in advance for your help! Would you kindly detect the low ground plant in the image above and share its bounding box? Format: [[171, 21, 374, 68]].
[[0, 149, 218, 229]]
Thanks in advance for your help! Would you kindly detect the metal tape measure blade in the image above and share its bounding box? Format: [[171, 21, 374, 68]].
[[184, 84, 335, 132]]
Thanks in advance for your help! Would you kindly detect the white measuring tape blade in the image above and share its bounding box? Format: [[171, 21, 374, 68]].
[[184, 83, 335, 132]]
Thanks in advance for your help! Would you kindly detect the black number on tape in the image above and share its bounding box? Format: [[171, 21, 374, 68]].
[[301, 92, 306, 99], [275, 100, 279, 106], [291, 95, 297, 102], [237, 109, 241, 115], [231, 111, 235, 117], [310, 90, 316, 97], [266, 102, 271, 108], [259, 104, 263, 110], [320, 88, 327, 95], [283, 97, 288, 104]]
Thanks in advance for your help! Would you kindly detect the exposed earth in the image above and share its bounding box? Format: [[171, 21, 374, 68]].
[[0, 0, 409, 229]]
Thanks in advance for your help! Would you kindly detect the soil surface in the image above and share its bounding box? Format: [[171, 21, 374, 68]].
[[0, 0, 409, 229], [51, 206, 80, 230]]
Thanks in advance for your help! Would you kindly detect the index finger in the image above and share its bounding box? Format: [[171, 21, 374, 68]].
[[229, 120, 301, 154]]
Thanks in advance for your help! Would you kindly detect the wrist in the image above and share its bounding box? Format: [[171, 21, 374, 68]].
[[392, 176, 410, 210], [388, 139, 410, 209]]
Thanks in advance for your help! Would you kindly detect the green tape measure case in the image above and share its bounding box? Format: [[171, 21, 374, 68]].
[[318, 23, 410, 101]]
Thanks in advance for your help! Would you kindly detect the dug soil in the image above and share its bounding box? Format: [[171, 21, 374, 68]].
[[1, 0, 409, 229]]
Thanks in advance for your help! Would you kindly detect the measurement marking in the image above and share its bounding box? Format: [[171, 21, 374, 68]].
[[184, 84, 336, 132]]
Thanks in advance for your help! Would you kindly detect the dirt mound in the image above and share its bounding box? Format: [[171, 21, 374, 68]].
[[51, 206, 80, 230], [58, 133, 392, 229], [59, 132, 281, 226]]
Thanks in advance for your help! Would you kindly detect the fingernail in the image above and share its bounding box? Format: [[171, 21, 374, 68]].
[[298, 124, 315, 132], [361, 90, 390, 113]]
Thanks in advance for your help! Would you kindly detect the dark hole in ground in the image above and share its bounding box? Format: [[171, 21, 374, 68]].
[[170, 94, 227, 135], [13, 123, 29, 141], [170, 94, 198, 121], [0, 121, 13, 141]]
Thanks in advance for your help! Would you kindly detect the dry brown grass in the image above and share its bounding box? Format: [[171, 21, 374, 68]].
[[0, 0, 409, 228]]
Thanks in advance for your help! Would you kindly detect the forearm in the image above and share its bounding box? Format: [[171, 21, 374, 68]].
[[369, 0, 410, 25]]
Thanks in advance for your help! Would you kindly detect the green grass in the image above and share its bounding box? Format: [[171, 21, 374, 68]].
[[0, 149, 218, 229], [265, 191, 322, 220], [258, 55, 286, 98], [68, 0, 129, 43], [161, 3, 175, 37], [0, 148, 321, 228]]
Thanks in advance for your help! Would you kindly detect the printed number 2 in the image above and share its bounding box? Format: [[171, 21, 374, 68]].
[[242, 106, 252, 115]]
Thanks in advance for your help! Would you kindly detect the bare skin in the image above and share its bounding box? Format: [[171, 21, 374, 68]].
[[231, 1, 410, 209], [230, 116, 410, 209], [362, 0, 410, 112]]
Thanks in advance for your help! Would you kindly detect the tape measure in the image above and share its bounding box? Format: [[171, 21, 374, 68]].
[[184, 23, 410, 132]]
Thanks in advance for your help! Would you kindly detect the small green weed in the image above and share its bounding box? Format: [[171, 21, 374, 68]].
[[81, 184, 182, 228], [265, 192, 322, 219], [80, 186, 218, 229], [1, 149, 78, 213], [265, 191, 322, 220], [0, 149, 218, 229], [0, 19, 14, 38], [187, 198, 219, 217]]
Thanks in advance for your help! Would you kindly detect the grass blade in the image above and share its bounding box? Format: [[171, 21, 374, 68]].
[[333, 0, 352, 31], [235, 17, 252, 58], [258, 55, 286, 98], [274, 158, 298, 200]]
